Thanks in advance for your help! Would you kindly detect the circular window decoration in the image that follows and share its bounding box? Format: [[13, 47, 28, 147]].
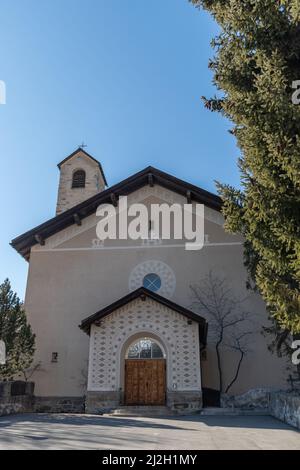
[[129, 260, 176, 298], [143, 273, 161, 292]]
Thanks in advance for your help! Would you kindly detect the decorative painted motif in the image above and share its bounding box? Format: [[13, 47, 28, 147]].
[[129, 260, 176, 298]]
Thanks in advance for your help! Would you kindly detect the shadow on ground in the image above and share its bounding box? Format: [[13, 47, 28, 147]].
[[0, 412, 296, 431], [0, 413, 298, 450], [0, 413, 195, 431]]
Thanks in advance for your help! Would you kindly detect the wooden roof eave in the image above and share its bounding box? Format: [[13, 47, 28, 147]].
[[10, 166, 222, 261]]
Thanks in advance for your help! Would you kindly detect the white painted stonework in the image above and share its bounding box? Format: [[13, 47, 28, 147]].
[[87, 297, 201, 393]]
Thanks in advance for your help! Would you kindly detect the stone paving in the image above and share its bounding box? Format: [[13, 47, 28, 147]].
[[0, 413, 299, 450]]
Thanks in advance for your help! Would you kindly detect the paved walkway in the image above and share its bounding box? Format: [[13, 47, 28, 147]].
[[0, 413, 299, 450]]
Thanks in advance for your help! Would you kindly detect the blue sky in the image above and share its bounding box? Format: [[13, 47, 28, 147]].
[[0, 0, 240, 299]]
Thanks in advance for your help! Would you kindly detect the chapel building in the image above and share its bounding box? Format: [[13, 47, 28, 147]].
[[11, 148, 287, 413]]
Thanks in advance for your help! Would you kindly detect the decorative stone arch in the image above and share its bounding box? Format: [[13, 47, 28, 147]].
[[116, 329, 172, 394]]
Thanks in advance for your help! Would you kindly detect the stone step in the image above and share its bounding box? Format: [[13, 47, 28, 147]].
[[107, 406, 270, 418], [200, 407, 269, 416], [108, 406, 176, 417]]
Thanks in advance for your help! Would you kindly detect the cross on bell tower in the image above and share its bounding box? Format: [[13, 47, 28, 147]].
[[78, 141, 87, 150]]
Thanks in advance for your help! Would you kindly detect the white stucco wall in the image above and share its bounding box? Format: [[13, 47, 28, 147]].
[[87, 297, 201, 393]]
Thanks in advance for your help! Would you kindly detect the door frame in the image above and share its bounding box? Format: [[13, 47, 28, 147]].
[[124, 358, 166, 406], [119, 332, 168, 400]]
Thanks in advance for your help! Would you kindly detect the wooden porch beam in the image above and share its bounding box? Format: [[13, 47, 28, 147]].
[[73, 213, 82, 226], [186, 190, 192, 204], [34, 234, 45, 246], [110, 193, 118, 207], [148, 173, 154, 187]]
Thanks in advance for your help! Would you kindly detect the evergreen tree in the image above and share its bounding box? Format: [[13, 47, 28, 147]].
[[0, 279, 35, 380], [190, 1, 300, 336]]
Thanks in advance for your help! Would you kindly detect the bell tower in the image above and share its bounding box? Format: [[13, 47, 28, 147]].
[[56, 148, 107, 215]]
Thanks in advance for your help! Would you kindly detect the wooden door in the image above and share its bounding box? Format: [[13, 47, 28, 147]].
[[125, 359, 166, 405]]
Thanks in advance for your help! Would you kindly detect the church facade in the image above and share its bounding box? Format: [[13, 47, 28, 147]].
[[11, 149, 287, 413]]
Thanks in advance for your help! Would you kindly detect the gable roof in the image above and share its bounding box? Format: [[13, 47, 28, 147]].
[[79, 286, 208, 344], [10, 166, 222, 261], [57, 148, 108, 186]]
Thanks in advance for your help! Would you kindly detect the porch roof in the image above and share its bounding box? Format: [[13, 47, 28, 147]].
[[79, 287, 208, 345]]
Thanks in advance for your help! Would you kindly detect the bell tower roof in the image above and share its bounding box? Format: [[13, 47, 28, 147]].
[[55, 147, 107, 215], [57, 147, 107, 186]]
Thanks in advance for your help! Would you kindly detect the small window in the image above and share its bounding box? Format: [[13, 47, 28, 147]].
[[72, 170, 86, 188], [143, 273, 161, 292], [127, 338, 164, 359], [51, 352, 58, 363]]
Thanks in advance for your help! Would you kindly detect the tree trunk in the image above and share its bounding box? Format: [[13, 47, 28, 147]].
[[225, 351, 244, 394], [216, 340, 223, 392]]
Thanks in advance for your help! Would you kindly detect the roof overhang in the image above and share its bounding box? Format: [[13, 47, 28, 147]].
[[79, 287, 208, 345], [10, 166, 222, 261]]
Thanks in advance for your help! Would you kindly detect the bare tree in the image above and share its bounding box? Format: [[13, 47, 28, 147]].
[[190, 272, 255, 393], [223, 331, 252, 393], [21, 362, 42, 382], [78, 360, 88, 391]]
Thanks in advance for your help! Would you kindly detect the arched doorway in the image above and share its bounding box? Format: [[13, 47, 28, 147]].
[[124, 337, 166, 405]]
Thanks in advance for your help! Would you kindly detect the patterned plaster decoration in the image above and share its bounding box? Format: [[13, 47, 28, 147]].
[[129, 260, 176, 298], [87, 298, 201, 392]]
